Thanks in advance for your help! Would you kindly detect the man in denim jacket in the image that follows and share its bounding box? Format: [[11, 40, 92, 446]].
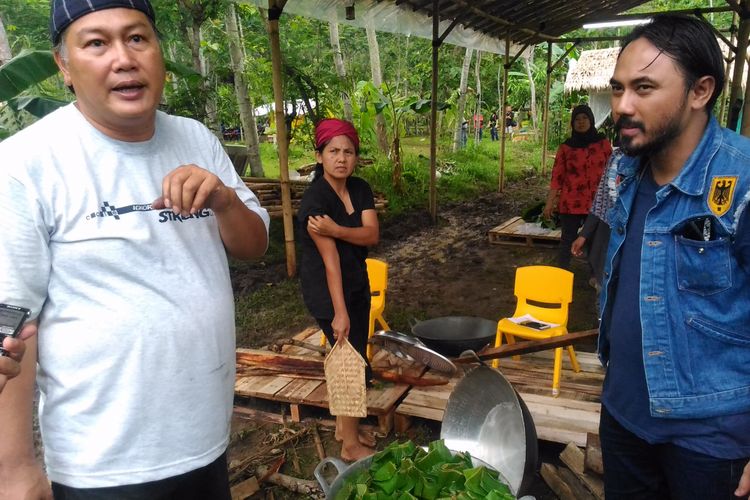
[[599, 15, 750, 499]]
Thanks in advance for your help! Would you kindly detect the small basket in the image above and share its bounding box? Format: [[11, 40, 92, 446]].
[[324, 338, 367, 417]]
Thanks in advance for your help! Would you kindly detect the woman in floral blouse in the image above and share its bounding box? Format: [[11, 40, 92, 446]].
[[543, 104, 612, 270]]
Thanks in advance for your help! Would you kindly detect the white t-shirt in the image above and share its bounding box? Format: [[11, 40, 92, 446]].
[[0, 104, 269, 488]]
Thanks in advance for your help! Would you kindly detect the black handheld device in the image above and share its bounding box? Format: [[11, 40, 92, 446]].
[[520, 320, 551, 330], [0, 304, 31, 356]]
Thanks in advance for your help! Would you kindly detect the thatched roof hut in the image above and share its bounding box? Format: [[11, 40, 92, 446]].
[[565, 47, 619, 93], [563, 48, 620, 127]]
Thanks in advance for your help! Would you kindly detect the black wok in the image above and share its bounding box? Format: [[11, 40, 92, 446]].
[[411, 316, 497, 357]]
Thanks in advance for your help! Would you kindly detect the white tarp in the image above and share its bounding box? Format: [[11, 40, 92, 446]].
[[242, 0, 530, 57], [589, 91, 611, 129], [254, 99, 317, 117]]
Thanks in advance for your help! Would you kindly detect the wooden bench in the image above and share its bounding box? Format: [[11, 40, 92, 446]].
[[234, 327, 417, 435]]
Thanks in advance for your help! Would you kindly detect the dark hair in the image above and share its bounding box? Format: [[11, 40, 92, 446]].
[[311, 142, 326, 182], [312, 163, 324, 181], [620, 14, 725, 111]]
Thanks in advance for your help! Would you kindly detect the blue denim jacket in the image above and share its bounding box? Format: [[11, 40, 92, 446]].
[[599, 117, 750, 419]]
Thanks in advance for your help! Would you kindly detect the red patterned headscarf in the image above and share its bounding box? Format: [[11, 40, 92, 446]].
[[315, 118, 360, 153]]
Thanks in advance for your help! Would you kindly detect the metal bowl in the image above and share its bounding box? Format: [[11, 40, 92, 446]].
[[441, 365, 538, 497], [314, 447, 513, 499]]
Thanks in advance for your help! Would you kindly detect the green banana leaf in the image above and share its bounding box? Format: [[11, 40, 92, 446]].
[[164, 59, 202, 83], [338, 439, 514, 499], [0, 49, 201, 104], [0, 50, 59, 102], [8, 95, 69, 118]]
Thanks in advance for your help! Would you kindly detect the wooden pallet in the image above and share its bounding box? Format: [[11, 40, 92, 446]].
[[395, 351, 603, 447], [488, 216, 561, 248], [234, 327, 419, 435]]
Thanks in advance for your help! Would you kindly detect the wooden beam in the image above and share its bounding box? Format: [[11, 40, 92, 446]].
[[266, 0, 296, 278], [698, 12, 737, 53], [498, 34, 510, 192], [541, 42, 552, 175], [559, 443, 605, 500], [450, 0, 557, 41], [724, 0, 743, 16], [429, 0, 440, 223], [551, 41, 580, 73], [586, 5, 734, 23], [585, 432, 604, 475], [729, 14, 750, 129], [454, 329, 599, 363], [720, 12, 739, 124]]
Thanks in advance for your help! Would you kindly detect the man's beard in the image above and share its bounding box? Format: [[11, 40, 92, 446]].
[[615, 106, 684, 157]]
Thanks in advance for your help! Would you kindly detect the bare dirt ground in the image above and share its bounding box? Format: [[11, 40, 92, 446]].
[[373, 176, 599, 334], [228, 174, 600, 499]]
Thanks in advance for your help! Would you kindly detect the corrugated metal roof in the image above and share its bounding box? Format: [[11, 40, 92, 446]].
[[388, 0, 651, 45]]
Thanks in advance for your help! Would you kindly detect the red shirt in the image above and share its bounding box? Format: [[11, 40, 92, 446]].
[[550, 138, 612, 215]]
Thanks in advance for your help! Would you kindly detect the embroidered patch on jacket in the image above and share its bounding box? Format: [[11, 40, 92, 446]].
[[707, 176, 738, 216]]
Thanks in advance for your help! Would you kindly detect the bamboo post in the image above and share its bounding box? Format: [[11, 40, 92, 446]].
[[719, 12, 738, 125], [541, 42, 552, 176], [426, 4, 458, 223], [741, 58, 750, 137], [266, 0, 296, 277], [498, 35, 510, 192], [429, 0, 439, 222], [728, 11, 750, 130], [739, 16, 750, 136]]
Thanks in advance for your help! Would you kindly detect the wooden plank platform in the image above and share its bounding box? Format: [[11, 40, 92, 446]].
[[234, 327, 419, 435], [395, 351, 603, 447], [488, 216, 561, 248]]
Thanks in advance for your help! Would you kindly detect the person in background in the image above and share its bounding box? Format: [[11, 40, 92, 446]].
[[298, 119, 379, 462], [460, 119, 469, 148], [599, 14, 750, 499], [489, 112, 499, 141], [0, 1, 270, 498], [504, 105, 516, 137], [473, 112, 484, 142], [570, 147, 623, 292], [543, 104, 612, 270]]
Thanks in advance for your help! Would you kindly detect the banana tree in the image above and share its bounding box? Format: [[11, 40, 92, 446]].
[[0, 49, 200, 140], [0, 49, 65, 139], [355, 80, 449, 191]]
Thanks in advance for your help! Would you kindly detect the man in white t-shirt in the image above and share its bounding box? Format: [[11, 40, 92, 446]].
[[0, 1, 269, 498]]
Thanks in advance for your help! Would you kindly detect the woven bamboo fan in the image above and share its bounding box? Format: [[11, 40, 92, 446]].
[[324, 338, 367, 417]]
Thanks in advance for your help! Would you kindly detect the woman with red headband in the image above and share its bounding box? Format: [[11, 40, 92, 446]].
[[298, 118, 379, 461]]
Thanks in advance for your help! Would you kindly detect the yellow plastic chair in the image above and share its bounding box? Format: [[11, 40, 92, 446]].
[[320, 258, 391, 360], [493, 265, 580, 396]]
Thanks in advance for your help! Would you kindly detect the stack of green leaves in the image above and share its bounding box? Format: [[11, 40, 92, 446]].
[[334, 439, 514, 500], [520, 201, 560, 230]]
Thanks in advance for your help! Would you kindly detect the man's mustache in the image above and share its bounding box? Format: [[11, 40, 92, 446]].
[[615, 117, 645, 132]]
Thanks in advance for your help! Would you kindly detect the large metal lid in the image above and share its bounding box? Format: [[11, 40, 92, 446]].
[[369, 330, 457, 375], [441, 365, 538, 497]]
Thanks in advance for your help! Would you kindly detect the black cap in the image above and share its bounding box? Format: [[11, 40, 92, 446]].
[[50, 0, 156, 45]]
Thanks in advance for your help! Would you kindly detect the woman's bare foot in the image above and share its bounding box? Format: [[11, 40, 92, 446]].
[[335, 430, 376, 447], [340, 442, 375, 462]]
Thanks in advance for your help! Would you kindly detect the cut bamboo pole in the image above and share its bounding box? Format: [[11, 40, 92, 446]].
[[266, 0, 296, 277], [541, 42, 552, 176], [499, 35, 509, 192]]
